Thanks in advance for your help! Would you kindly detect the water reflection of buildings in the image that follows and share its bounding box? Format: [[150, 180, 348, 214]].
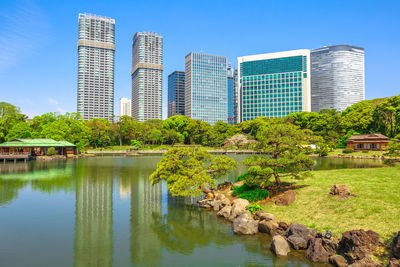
[[74, 177, 113, 267], [130, 169, 162, 267], [118, 177, 131, 199]]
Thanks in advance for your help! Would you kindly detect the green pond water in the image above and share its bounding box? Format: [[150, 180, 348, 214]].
[[0, 156, 383, 267]]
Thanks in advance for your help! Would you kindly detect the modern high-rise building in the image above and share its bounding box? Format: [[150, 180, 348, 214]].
[[227, 64, 238, 125], [311, 45, 365, 112], [168, 71, 185, 117], [77, 13, 115, 121], [237, 49, 311, 122], [185, 52, 228, 125], [131, 32, 163, 122], [119, 97, 132, 117]]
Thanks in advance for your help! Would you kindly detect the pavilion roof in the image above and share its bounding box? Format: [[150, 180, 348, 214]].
[[346, 133, 389, 143], [0, 138, 76, 147]]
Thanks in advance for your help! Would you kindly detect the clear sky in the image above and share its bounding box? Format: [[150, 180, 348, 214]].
[[0, 0, 399, 118]]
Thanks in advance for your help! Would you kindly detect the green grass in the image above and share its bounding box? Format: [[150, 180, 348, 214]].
[[327, 148, 385, 157], [88, 145, 218, 151], [263, 167, 400, 241]]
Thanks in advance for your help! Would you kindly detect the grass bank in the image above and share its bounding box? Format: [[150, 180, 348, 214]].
[[327, 148, 385, 157], [87, 145, 217, 151], [262, 167, 400, 241]]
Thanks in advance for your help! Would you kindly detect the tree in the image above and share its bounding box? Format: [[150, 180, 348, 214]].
[[149, 148, 237, 196], [85, 118, 112, 148], [147, 129, 163, 145], [163, 129, 184, 145], [46, 147, 56, 156], [162, 115, 191, 142], [0, 102, 27, 142], [373, 96, 400, 138], [243, 123, 317, 187]]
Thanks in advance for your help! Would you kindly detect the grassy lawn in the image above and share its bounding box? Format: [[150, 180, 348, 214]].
[[327, 148, 385, 157], [262, 167, 400, 241]]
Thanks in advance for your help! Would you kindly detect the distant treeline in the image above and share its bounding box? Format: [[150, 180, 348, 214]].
[[1, 95, 399, 150]]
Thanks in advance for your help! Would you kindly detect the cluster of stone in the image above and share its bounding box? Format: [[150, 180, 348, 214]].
[[198, 182, 398, 267]]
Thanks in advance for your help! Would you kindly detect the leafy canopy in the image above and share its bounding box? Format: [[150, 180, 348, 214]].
[[149, 148, 237, 197]]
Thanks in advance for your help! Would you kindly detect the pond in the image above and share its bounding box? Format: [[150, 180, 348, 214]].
[[0, 156, 383, 266]]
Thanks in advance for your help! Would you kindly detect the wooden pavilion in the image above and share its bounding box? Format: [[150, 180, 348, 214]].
[[0, 138, 77, 158], [346, 133, 390, 151]]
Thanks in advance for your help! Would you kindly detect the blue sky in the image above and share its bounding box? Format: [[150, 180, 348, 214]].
[[0, 0, 399, 118]]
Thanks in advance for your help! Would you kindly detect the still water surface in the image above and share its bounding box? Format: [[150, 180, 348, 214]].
[[0, 156, 383, 267]]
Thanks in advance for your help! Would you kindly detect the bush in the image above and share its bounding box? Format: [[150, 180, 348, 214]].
[[246, 203, 264, 215], [130, 140, 142, 148], [362, 150, 369, 153], [236, 172, 249, 182], [233, 183, 269, 202], [47, 147, 56, 156], [342, 148, 354, 154]]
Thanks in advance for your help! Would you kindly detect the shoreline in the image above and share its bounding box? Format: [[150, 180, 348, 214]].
[[198, 182, 398, 267]]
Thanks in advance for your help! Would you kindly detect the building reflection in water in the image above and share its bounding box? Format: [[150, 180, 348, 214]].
[[130, 169, 162, 267], [74, 174, 113, 267]]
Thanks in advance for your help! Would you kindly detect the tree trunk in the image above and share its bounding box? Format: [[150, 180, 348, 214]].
[[274, 173, 281, 186]]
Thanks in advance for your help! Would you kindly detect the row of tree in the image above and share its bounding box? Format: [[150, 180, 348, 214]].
[[1, 95, 400, 151]]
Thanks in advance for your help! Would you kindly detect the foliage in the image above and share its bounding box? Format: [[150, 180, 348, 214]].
[[232, 184, 269, 202], [149, 148, 237, 197], [384, 142, 400, 157], [246, 203, 264, 215], [338, 129, 360, 148], [130, 140, 142, 148], [243, 123, 317, 187], [342, 148, 354, 154], [46, 147, 56, 156], [235, 172, 249, 182]]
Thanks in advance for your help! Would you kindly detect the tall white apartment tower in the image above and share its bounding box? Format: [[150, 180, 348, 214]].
[[311, 45, 365, 112], [131, 32, 163, 122], [119, 97, 132, 117], [77, 13, 115, 121]]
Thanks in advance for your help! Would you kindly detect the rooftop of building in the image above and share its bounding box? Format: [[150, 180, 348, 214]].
[[78, 13, 115, 24], [185, 52, 227, 59], [0, 138, 76, 147], [133, 32, 163, 39], [346, 133, 389, 143], [238, 49, 310, 62], [311, 44, 364, 53]]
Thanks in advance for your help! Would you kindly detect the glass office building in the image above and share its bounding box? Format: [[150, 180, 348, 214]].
[[237, 50, 311, 122], [131, 32, 163, 122], [77, 13, 115, 121], [168, 71, 185, 117], [227, 65, 237, 125], [311, 45, 365, 112], [185, 52, 228, 125]]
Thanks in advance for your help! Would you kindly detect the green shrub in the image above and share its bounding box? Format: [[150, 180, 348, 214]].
[[130, 140, 142, 148], [47, 147, 56, 156], [236, 172, 249, 182], [246, 203, 264, 215], [342, 148, 354, 154], [233, 184, 269, 202], [362, 150, 369, 153]]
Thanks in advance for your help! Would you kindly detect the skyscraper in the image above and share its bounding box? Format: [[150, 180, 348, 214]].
[[119, 97, 132, 117], [168, 71, 185, 117], [131, 32, 163, 122], [237, 50, 311, 122], [77, 13, 115, 121], [227, 64, 238, 125], [185, 52, 228, 125], [311, 45, 365, 112]]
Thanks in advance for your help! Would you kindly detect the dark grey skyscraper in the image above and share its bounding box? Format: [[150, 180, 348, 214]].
[[227, 64, 237, 124], [168, 71, 185, 117], [77, 13, 115, 121], [311, 45, 365, 112], [131, 32, 163, 122]]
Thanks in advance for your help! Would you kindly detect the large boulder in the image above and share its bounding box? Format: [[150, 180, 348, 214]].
[[217, 205, 232, 219], [275, 190, 296, 206], [393, 232, 400, 259], [259, 219, 279, 235], [197, 199, 213, 208], [330, 184, 351, 199], [329, 255, 348, 267], [305, 236, 337, 263], [212, 200, 222, 211], [270, 235, 291, 256], [254, 211, 276, 222], [232, 212, 258, 235], [285, 223, 312, 250], [337, 229, 381, 264], [229, 199, 250, 221], [217, 181, 233, 191]]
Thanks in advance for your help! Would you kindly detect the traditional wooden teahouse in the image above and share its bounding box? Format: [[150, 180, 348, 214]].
[[346, 133, 390, 151], [0, 138, 77, 161]]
